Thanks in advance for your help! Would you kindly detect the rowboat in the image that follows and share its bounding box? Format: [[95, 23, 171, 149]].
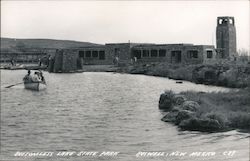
[[24, 81, 46, 91], [23, 70, 46, 91]]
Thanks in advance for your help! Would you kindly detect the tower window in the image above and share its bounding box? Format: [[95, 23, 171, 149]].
[[229, 19, 233, 24]]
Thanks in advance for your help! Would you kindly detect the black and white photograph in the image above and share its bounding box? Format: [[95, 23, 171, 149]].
[[0, 0, 249, 161]]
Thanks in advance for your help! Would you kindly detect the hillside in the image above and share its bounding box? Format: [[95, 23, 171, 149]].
[[0, 37, 102, 51]]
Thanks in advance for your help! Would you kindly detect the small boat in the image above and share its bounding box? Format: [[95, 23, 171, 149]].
[[24, 81, 46, 91], [176, 81, 183, 84], [23, 70, 46, 91]]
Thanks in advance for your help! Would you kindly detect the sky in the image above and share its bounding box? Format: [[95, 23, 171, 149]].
[[1, 1, 249, 50]]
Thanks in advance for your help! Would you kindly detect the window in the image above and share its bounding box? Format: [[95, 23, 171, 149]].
[[133, 50, 141, 59], [99, 51, 105, 60], [206, 50, 213, 58], [159, 49, 166, 57], [193, 52, 198, 58], [187, 50, 198, 58], [115, 48, 120, 53], [219, 19, 223, 24], [86, 51, 91, 58], [229, 19, 233, 24], [143, 50, 149, 57], [151, 50, 158, 57], [79, 51, 84, 58], [92, 51, 98, 58]]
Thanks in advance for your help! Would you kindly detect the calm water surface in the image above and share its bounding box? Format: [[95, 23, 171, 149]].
[[0, 70, 249, 161]]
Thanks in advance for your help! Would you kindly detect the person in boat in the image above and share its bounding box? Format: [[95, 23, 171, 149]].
[[39, 71, 46, 84], [23, 70, 32, 82], [31, 72, 42, 82]]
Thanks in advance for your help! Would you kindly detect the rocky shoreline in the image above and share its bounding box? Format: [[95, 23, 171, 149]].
[[125, 62, 250, 132], [159, 90, 250, 132]]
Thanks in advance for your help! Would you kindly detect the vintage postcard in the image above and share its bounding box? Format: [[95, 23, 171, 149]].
[[1, 1, 249, 161]]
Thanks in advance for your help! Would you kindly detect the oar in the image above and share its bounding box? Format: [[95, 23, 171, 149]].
[[5, 82, 23, 88]]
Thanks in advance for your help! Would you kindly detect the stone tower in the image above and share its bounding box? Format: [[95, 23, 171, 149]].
[[216, 16, 237, 59]]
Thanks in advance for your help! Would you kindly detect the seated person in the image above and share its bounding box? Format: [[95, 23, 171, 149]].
[[40, 72, 46, 84], [23, 70, 32, 82], [31, 72, 42, 82]]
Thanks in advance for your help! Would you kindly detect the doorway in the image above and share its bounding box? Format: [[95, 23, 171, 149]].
[[171, 51, 182, 63]]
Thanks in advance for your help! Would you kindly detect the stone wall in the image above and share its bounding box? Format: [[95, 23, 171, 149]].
[[48, 43, 219, 73], [76, 46, 111, 65], [131, 44, 213, 64], [105, 43, 132, 65], [201, 45, 218, 64], [132, 45, 170, 63], [51, 49, 78, 73], [61, 49, 78, 72]]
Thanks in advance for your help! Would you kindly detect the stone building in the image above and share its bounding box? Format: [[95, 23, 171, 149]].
[[77, 46, 108, 65], [131, 44, 216, 64], [77, 43, 216, 65], [0, 48, 56, 63], [50, 43, 217, 72], [49, 16, 237, 72], [0, 51, 45, 63]]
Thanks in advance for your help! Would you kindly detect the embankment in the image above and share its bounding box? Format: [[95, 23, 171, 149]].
[[123, 62, 250, 88]]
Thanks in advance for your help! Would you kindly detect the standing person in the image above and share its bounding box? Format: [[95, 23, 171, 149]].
[[115, 56, 119, 66], [47, 55, 51, 67], [130, 58, 134, 64], [134, 57, 137, 63], [10, 59, 14, 66], [38, 58, 42, 66]]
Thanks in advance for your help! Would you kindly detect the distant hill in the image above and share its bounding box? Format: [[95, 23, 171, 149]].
[[0, 37, 102, 52]]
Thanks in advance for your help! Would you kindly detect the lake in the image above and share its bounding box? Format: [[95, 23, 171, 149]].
[[0, 70, 249, 161]]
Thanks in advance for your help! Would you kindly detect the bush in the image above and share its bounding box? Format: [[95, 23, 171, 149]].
[[228, 112, 250, 129], [159, 90, 175, 110]]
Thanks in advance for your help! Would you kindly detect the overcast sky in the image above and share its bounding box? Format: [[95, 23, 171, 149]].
[[1, 1, 249, 50]]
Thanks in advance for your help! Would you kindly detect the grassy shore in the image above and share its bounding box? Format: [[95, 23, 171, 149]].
[[160, 88, 250, 132], [126, 62, 250, 88]]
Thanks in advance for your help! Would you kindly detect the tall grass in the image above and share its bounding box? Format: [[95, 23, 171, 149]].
[[131, 62, 250, 88], [179, 89, 250, 130]]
